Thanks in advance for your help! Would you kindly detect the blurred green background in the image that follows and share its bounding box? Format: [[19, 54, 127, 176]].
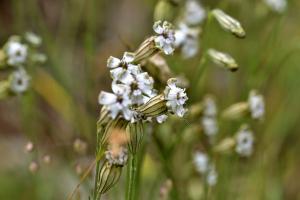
[[0, 0, 300, 199]]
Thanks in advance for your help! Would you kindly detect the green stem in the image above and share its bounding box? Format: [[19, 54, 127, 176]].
[[126, 155, 138, 200], [152, 132, 180, 200]]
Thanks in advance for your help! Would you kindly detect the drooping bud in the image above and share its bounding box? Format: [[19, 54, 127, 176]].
[[221, 102, 249, 120], [207, 49, 238, 72], [212, 9, 246, 38]]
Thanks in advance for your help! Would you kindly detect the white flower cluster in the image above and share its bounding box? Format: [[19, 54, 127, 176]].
[[105, 147, 128, 166], [0, 33, 46, 96], [201, 96, 218, 137], [98, 22, 187, 122], [193, 151, 218, 186], [264, 0, 287, 13], [174, 0, 206, 58], [248, 90, 265, 120], [235, 126, 254, 157], [164, 78, 188, 117], [153, 21, 176, 55]]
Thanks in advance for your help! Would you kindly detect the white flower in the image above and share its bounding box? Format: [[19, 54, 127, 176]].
[[5, 40, 28, 66], [98, 84, 133, 120], [107, 52, 138, 83], [194, 151, 209, 174], [202, 117, 218, 136], [153, 21, 176, 55], [203, 96, 217, 117], [235, 126, 254, 157], [183, 0, 206, 26], [113, 69, 155, 106], [164, 78, 188, 117], [206, 165, 218, 186], [9, 68, 30, 94], [248, 90, 265, 120], [175, 23, 200, 58], [264, 0, 287, 13], [156, 114, 168, 123], [105, 147, 128, 166]]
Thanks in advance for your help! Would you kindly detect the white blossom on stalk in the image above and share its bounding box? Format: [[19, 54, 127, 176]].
[[264, 0, 287, 13], [202, 116, 218, 136], [248, 90, 265, 120], [105, 147, 128, 166], [5, 40, 28, 66], [183, 0, 206, 26], [9, 68, 30, 94], [153, 20, 176, 55], [194, 151, 209, 174], [206, 165, 218, 186], [235, 126, 254, 157], [175, 23, 200, 58], [164, 78, 188, 117], [98, 84, 133, 120]]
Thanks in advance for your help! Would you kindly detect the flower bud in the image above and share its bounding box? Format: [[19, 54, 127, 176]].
[[221, 102, 249, 120], [154, 0, 178, 22], [207, 49, 238, 72], [134, 37, 159, 63], [136, 94, 168, 118], [97, 161, 123, 195], [24, 141, 34, 153], [28, 161, 39, 173], [213, 138, 235, 153], [42, 154, 51, 165], [212, 9, 246, 38], [126, 121, 144, 155]]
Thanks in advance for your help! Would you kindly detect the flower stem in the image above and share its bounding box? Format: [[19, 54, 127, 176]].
[[126, 155, 138, 200]]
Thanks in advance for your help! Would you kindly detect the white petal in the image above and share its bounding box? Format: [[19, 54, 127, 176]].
[[122, 52, 135, 63], [153, 21, 164, 34], [107, 56, 121, 68], [156, 114, 168, 123], [98, 91, 117, 105], [111, 83, 131, 95]]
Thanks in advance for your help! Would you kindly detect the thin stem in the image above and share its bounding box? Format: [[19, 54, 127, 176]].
[[126, 155, 138, 200]]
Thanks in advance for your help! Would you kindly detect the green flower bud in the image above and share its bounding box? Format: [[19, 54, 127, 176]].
[[207, 49, 238, 72], [126, 121, 144, 155], [97, 161, 123, 195], [212, 9, 246, 38], [136, 94, 167, 118], [134, 36, 159, 63], [221, 102, 249, 120]]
